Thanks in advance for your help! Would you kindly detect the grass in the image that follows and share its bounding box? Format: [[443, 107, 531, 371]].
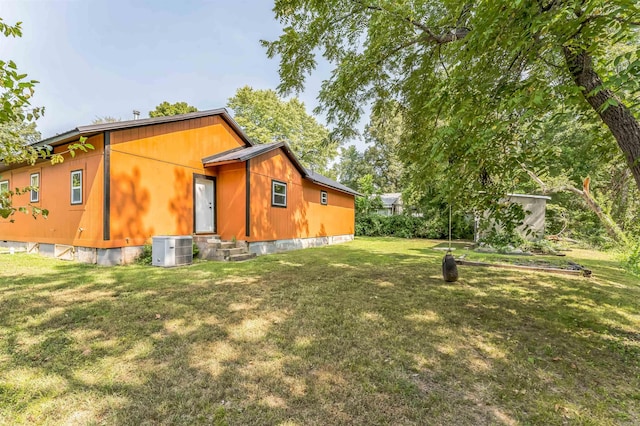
[[1, 237, 639, 425]]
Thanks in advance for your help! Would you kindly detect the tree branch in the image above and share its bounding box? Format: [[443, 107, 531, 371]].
[[522, 164, 629, 244], [354, 0, 470, 44]]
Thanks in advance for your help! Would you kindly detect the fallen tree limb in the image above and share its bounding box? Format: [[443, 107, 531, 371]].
[[455, 259, 592, 277]]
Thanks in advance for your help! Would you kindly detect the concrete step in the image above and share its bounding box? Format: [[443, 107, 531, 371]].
[[217, 247, 246, 258], [228, 253, 256, 262], [193, 235, 219, 243]]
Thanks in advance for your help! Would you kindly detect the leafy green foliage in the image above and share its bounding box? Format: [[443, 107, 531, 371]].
[[333, 145, 371, 191], [135, 243, 199, 265], [356, 212, 473, 240], [149, 101, 198, 117], [135, 245, 153, 265], [622, 240, 640, 277], [353, 174, 382, 215], [264, 0, 640, 217], [0, 17, 68, 221], [334, 105, 404, 193], [227, 86, 337, 174], [479, 229, 526, 252], [135, 244, 153, 265], [0, 19, 42, 126]]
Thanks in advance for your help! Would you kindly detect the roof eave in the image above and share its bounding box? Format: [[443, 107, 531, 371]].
[[304, 176, 362, 196], [34, 108, 255, 149]]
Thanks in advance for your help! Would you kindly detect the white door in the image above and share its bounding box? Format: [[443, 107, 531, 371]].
[[195, 177, 214, 233]]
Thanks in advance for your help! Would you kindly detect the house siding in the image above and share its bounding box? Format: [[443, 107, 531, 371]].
[[1, 113, 357, 259], [0, 134, 106, 247], [106, 116, 244, 247], [248, 148, 355, 241], [216, 162, 247, 241]]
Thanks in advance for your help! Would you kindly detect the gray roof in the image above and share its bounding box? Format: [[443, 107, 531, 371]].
[[305, 170, 361, 196], [33, 108, 254, 148], [379, 192, 402, 207], [203, 142, 284, 165], [203, 142, 361, 196]]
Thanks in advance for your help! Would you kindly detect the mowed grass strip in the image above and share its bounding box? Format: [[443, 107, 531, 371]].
[[0, 237, 639, 425]]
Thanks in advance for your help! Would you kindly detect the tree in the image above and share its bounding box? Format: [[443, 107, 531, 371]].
[[1, 18, 92, 221], [149, 101, 198, 117], [362, 104, 404, 193], [264, 1, 640, 201], [332, 145, 371, 191], [92, 116, 121, 124], [518, 109, 639, 244], [227, 86, 338, 173], [1, 19, 43, 166]]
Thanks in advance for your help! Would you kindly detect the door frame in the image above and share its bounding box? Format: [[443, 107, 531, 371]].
[[193, 173, 217, 234]]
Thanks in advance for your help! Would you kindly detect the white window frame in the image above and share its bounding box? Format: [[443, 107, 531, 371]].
[[0, 180, 8, 194], [30, 173, 40, 203], [271, 180, 287, 207], [320, 190, 328, 205], [71, 170, 83, 205]]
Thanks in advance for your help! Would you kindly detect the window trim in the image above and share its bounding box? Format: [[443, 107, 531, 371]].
[[271, 180, 287, 208], [70, 169, 83, 205], [320, 190, 328, 205], [0, 180, 8, 194], [30, 173, 40, 203]]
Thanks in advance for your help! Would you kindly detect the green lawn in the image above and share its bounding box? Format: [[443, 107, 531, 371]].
[[1, 237, 639, 425]]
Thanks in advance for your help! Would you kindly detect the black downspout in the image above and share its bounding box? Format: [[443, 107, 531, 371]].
[[245, 159, 250, 237], [103, 131, 111, 241]]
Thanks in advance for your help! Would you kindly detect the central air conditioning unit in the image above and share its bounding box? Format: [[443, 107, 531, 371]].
[[152, 236, 193, 267]]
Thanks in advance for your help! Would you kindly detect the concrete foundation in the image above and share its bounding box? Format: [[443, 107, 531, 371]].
[[0, 239, 144, 266], [0, 234, 353, 264], [249, 234, 354, 255], [39, 244, 55, 258], [0, 240, 27, 250]]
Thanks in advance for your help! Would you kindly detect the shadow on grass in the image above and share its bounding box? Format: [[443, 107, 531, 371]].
[[1, 240, 639, 425]]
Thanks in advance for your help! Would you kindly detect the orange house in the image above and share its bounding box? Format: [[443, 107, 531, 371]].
[[0, 109, 358, 265]]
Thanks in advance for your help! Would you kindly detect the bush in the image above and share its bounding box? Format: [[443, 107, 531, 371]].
[[135, 244, 153, 265], [479, 229, 525, 252], [355, 211, 473, 239], [134, 242, 199, 265]]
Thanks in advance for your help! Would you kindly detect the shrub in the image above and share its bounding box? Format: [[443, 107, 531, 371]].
[[355, 212, 473, 239], [135, 244, 153, 265], [622, 241, 640, 277], [479, 229, 524, 252], [134, 242, 199, 265]]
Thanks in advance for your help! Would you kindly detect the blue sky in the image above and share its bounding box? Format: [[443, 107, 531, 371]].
[[2, 0, 338, 143]]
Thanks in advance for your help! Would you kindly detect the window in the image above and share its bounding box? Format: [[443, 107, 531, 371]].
[[71, 170, 82, 205], [0, 180, 8, 195], [320, 190, 328, 205], [30, 173, 40, 203], [271, 180, 287, 207]]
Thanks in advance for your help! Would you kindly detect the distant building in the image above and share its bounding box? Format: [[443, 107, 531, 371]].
[[376, 193, 403, 216], [475, 193, 552, 242]]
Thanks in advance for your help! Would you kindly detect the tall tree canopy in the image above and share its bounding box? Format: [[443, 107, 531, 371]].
[[362, 104, 404, 193], [227, 86, 338, 173], [149, 101, 198, 117], [333, 105, 404, 194], [264, 1, 640, 205]]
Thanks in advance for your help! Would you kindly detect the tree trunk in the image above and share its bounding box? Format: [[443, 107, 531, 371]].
[[562, 47, 640, 192]]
